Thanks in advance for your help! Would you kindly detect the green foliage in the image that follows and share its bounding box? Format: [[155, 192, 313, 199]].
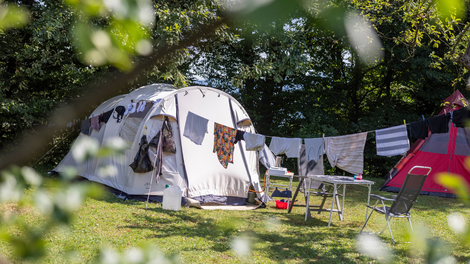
[[0, 1, 29, 31]]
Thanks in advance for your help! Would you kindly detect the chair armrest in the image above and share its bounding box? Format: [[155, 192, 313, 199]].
[[370, 194, 395, 201]]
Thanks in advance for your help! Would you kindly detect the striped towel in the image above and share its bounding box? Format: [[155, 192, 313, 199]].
[[325, 132, 368, 175], [375, 125, 409, 156]]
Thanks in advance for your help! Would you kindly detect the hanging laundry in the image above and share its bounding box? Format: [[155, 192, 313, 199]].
[[183, 111, 209, 145], [149, 129, 163, 182], [161, 116, 176, 153], [375, 124, 409, 156], [80, 119, 91, 135], [408, 120, 428, 139], [213, 123, 237, 169], [304, 138, 325, 163], [90, 116, 100, 131], [259, 144, 276, 169], [269, 137, 302, 158], [452, 107, 469, 127], [114, 106, 126, 123], [244, 132, 265, 151], [124, 102, 137, 115], [129, 135, 154, 173], [234, 130, 245, 144], [129, 101, 153, 118], [137, 101, 146, 112], [100, 109, 114, 123], [427, 114, 450, 134], [324, 132, 367, 175]]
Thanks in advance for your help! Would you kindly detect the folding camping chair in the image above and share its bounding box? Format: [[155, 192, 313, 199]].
[[360, 165, 432, 243], [289, 145, 341, 220]]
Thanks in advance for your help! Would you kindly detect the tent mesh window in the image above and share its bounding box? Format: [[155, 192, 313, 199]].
[[455, 127, 470, 156], [420, 131, 449, 154], [119, 117, 144, 144]]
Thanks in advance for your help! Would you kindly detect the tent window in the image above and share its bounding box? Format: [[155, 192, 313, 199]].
[[119, 117, 144, 143], [454, 128, 470, 156], [420, 132, 448, 154]]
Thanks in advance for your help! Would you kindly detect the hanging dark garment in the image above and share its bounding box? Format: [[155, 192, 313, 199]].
[[100, 109, 114, 123], [408, 120, 428, 139], [129, 135, 154, 173], [114, 106, 126, 123], [161, 116, 176, 153], [427, 114, 450, 134], [80, 119, 91, 135], [149, 129, 163, 180], [453, 108, 469, 127], [234, 130, 245, 144]]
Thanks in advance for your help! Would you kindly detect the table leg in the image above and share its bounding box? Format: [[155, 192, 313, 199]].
[[365, 184, 371, 224], [264, 174, 270, 203], [339, 184, 345, 221], [288, 178, 303, 213], [328, 184, 337, 227]]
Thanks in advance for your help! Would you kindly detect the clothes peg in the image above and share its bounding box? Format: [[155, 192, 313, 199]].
[[144, 126, 147, 135], [422, 115, 425, 121], [403, 120, 406, 126]]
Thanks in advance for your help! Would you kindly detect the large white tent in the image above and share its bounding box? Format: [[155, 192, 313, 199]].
[[54, 83, 265, 205]]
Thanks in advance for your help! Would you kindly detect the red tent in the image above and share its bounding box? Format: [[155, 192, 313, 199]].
[[380, 90, 470, 198]]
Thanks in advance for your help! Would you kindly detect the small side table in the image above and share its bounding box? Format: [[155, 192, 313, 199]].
[[264, 171, 294, 203]]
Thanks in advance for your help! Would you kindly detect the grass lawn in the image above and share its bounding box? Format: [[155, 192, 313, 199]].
[[1, 175, 470, 263]]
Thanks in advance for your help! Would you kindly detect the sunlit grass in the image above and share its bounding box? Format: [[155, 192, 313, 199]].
[[1, 176, 469, 263]]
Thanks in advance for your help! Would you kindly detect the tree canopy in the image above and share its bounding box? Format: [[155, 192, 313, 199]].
[[1, 0, 470, 175]]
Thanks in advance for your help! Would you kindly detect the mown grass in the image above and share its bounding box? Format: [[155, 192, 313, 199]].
[[1, 175, 470, 263]]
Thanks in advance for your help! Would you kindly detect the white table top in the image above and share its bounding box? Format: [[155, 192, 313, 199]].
[[308, 175, 375, 185]]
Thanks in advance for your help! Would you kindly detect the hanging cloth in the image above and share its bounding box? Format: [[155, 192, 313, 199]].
[[149, 130, 163, 181], [269, 137, 302, 158], [427, 114, 450, 134], [90, 116, 100, 131], [114, 106, 126, 123], [408, 120, 428, 139], [259, 144, 276, 169], [100, 109, 114, 123], [244, 132, 265, 151], [80, 119, 91, 136], [213, 123, 237, 169], [234, 130, 245, 144], [129, 135, 154, 173], [161, 116, 176, 153], [129, 101, 153, 118], [183, 111, 209, 145], [452, 107, 469, 127], [304, 138, 325, 163], [375, 124, 410, 156], [137, 101, 147, 112], [324, 132, 368, 175]]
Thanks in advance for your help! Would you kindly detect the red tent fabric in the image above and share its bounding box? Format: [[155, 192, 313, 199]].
[[380, 90, 470, 198]]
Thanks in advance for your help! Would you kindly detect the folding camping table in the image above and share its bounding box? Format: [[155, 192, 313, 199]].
[[289, 175, 374, 227]]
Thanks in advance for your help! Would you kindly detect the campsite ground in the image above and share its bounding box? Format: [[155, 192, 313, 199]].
[[1, 174, 470, 263]]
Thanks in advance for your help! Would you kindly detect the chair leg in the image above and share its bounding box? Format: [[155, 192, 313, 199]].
[[407, 216, 413, 231], [385, 214, 396, 244], [318, 185, 331, 214], [360, 209, 375, 233]]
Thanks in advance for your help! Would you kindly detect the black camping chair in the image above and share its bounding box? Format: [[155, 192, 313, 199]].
[[360, 165, 432, 243]]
